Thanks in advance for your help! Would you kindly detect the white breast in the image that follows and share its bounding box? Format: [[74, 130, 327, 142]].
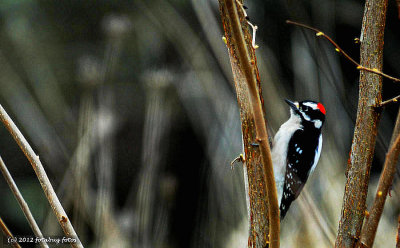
[[271, 114, 302, 206]]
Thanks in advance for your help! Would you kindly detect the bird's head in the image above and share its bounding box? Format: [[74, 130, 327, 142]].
[[285, 99, 326, 129]]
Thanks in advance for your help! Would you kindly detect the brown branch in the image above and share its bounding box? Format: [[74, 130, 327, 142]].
[[0, 155, 49, 248], [219, 0, 279, 247], [286, 20, 400, 83], [220, 3, 269, 246], [0, 104, 84, 248], [0, 216, 21, 248], [335, 0, 388, 247], [359, 115, 400, 247], [374, 95, 400, 108]]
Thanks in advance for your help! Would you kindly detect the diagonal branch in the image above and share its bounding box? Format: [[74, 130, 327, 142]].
[[0, 216, 21, 248], [0, 104, 84, 248], [375, 95, 400, 108], [359, 108, 400, 247], [286, 20, 400, 83], [0, 155, 49, 248]]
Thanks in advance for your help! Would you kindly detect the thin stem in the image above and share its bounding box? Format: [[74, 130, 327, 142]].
[[224, 0, 280, 247], [0, 216, 21, 248], [286, 20, 400, 83], [0, 156, 49, 248], [0, 104, 83, 248], [375, 95, 400, 108]]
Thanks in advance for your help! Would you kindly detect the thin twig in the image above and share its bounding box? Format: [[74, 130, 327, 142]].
[[224, 0, 280, 247], [286, 20, 400, 83], [375, 95, 400, 108], [0, 156, 49, 248], [0, 104, 83, 248], [0, 216, 21, 248], [359, 109, 400, 247]]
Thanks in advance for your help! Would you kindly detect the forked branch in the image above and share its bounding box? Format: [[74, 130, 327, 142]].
[[335, 0, 388, 246]]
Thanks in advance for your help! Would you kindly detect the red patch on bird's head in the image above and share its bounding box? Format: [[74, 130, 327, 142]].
[[317, 103, 326, 115]]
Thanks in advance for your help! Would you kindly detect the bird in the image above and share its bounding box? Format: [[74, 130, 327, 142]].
[[271, 99, 326, 220]]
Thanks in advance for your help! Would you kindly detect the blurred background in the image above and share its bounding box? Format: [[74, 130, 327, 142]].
[[0, 0, 399, 247]]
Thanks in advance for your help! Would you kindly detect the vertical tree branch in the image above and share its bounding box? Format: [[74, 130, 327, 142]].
[[218, 1, 279, 247], [335, 0, 388, 247], [0, 104, 84, 248], [0, 156, 49, 248]]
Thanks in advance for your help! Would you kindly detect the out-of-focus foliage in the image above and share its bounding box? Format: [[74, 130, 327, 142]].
[[0, 0, 398, 247]]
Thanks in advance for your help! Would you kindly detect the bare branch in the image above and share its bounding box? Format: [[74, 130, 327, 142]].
[[334, 0, 388, 246], [374, 95, 400, 108], [0, 156, 49, 248], [286, 20, 400, 83], [0, 104, 84, 248], [361, 147, 400, 243], [219, 0, 279, 247], [359, 109, 400, 247], [0, 216, 21, 248]]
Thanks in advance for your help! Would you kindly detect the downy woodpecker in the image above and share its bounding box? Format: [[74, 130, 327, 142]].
[[272, 99, 326, 219]]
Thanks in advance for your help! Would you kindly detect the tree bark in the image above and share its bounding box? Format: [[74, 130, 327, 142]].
[[335, 0, 388, 247], [218, 1, 279, 247]]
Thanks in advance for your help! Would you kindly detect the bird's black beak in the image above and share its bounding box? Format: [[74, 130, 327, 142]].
[[285, 99, 299, 111]]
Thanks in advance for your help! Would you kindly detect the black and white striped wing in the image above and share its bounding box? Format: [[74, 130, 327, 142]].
[[280, 130, 322, 219]]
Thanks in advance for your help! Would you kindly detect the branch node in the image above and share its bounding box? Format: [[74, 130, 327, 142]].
[[230, 154, 245, 169], [60, 216, 68, 223], [222, 36, 227, 44], [373, 95, 400, 108]]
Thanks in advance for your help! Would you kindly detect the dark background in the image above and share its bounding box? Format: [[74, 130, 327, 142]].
[[0, 0, 399, 247]]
